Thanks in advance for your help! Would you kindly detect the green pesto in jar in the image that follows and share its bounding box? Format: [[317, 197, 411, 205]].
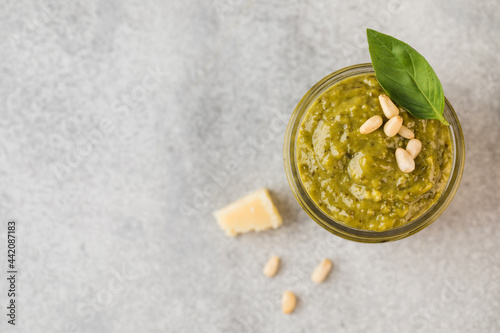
[[296, 74, 452, 231]]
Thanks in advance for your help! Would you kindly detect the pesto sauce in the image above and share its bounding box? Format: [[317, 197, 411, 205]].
[[296, 74, 452, 231]]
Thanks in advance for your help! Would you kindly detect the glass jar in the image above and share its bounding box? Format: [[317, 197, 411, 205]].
[[283, 63, 465, 243]]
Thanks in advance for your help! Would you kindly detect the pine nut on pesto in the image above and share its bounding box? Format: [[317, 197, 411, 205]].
[[295, 74, 453, 231]]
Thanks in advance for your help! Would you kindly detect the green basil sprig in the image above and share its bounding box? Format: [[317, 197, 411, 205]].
[[367, 29, 448, 125]]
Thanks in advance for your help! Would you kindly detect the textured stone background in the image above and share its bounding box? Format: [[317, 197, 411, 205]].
[[0, 0, 499, 332]]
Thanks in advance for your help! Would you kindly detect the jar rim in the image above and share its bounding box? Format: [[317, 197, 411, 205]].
[[283, 63, 465, 243]]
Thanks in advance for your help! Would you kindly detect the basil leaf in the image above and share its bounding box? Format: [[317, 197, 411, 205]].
[[367, 29, 448, 125]]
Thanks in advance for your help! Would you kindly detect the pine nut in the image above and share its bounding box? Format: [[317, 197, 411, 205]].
[[384, 115, 403, 137], [398, 125, 415, 139], [282, 291, 297, 314], [406, 139, 422, 159], [311, 259, 333, 283], [379, 94, 400, 119], [263, 256, 280, 277], [360, 115, 383, 134], [395, 148, 415, 173]]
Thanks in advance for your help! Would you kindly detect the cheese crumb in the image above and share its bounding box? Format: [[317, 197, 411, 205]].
[[213, 188, 282, 236]]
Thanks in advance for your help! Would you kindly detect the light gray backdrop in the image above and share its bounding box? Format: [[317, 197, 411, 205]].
[[0, 0, 499, 332]]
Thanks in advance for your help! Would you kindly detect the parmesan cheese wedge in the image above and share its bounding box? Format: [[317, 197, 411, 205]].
[[213, 188, 282, 236]]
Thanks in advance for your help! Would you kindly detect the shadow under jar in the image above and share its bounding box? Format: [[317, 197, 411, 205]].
[[283, 63, 465, 243]]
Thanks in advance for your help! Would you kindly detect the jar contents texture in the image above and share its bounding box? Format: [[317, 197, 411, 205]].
[[296, 74, 452, 231]]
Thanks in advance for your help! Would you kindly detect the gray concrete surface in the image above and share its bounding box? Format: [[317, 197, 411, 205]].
[[0, 0, 499, 332]]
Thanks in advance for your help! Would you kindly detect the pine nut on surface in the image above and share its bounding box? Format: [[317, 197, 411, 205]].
[[395, 148, 415, 173], [406, 139, 422, 159], [311, 259, 333, 283], [263, 256, 280, 277], [384, 115, 403, 137], [398, 125, 415, 139], [360, 115, 383, 134], [378, 94, 400, 119], [282, 291, 297, 314]]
